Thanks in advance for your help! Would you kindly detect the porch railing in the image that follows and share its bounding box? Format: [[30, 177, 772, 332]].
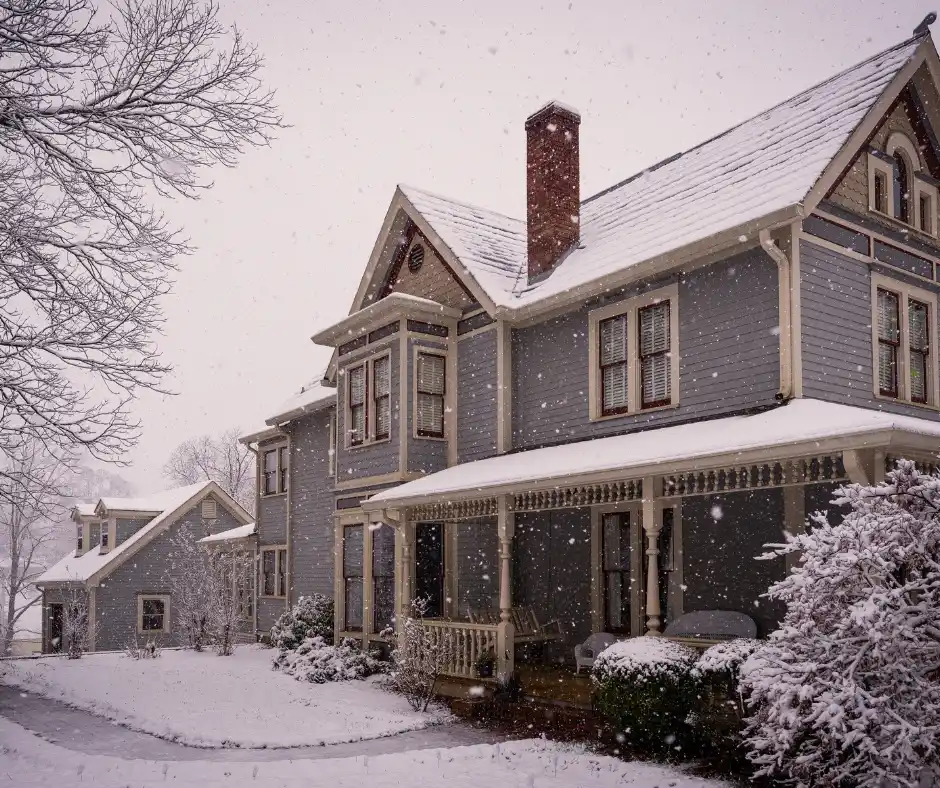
[[421, 619, 498, 679]]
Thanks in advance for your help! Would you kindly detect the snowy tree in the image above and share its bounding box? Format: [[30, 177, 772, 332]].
[[166, 523, 212, 651], [61, 587, 89, 659], [0, 443, 64, 655], [743, 460, 940, 788], [203, 545, 253, 656], [163, 430, 255, 513], [389, 598, 454, 712], [0, 0, 282, 485]]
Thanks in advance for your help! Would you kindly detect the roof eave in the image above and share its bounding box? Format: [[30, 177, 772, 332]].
[[362, 424, 909, 512], [264, 396, 335, 428], [311, 293, 461, 346], [239, 426, 285, 445]]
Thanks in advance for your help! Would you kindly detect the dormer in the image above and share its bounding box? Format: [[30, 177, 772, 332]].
[[868, 130, 940, 237]]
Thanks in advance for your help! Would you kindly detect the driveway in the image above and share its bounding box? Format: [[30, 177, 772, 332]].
[[0, 684, 503, 762]]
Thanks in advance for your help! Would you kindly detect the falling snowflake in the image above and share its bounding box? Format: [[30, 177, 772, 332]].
[[469, 685, 486, 697], [770, 326, 781, 336], [710, 504, 723, 521]]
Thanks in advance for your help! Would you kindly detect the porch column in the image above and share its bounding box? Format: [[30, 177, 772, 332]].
[[642, 476, 663, 635], [496, 495, 515, 682], [394, 518, 415, 635]]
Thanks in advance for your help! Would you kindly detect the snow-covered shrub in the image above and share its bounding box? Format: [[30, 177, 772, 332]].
[[592, 636, 700, 757], [389, 598, 455, 712], [695, 638, 761, 684], [743, 460, 940, 788], [273, 636, 387, 683], [270, 594, 334, 651]]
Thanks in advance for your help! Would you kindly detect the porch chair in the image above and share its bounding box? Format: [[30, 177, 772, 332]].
[[573, 632, 617, 674], [468, 605, 563, 644], [663, 610, 757, 648]]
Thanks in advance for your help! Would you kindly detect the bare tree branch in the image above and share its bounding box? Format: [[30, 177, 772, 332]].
[[163, 427, 254, 513]]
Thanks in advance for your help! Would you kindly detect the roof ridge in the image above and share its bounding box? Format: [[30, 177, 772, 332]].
[[582, 32, 927, 207]]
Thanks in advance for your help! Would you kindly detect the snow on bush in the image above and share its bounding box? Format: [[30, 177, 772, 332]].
[[694, 639, 761, 680], [389, 598, 456, 712], [592, 636, 700, 757], [743, 460, 940, 788], [270, 594, 334, 650], [273, 636, 387, 683], [592, 636, 697, 682]]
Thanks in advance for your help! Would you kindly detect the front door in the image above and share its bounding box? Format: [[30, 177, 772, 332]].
[[47, 604, 63, 653], [415, 523, 444, 618]]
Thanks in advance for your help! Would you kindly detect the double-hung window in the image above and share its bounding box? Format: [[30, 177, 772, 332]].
[[347, 364, 367, 446], [261, 547, 287, 597], [873, 274, 937, 407], [262, 446, 287, 496], [373, 356, 391, 440], [138, 595, 170, 634], [415, 352, 445, 438], [345, 352, 391, 448], [589, 284, 679, 419]]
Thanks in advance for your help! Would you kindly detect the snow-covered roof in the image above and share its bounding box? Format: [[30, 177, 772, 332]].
[[400, 35, 924, 314], [73, 503, 98, 518], [265, 379, 335, 426], [312, 292, 461, 346], [37, 482, 215, 585], [198, 522, 256, 543], [364, 399, 940, 508]]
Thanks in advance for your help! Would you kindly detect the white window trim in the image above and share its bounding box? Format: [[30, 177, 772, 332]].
[[137, 594, 170, 635], [260, 443, 288, 497], [868, 151, 894, 217], [871, 272, 940, 409], [886, 131, 922, 172], [343, 351, 392, 450], [914, 176, 938, 238], [412, 348, 448, 441], [587, 283, 680, 421], [259, 545, 288, 599]]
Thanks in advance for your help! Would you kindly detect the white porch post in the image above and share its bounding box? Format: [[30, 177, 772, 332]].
[[496, 495, 515, 682], [642, 476, 663, 635], [395, 519, 415, 633]]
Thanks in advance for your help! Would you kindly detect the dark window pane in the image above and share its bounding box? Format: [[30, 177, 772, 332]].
[[415, 522, 444, 618], [372, 525, 396, 631], [345, 578, 363, 630], [602, 513, 631, 634]]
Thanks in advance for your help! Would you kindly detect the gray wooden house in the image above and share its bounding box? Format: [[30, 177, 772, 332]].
[[242, 29, 940, 686], [35, 481, 253, 653]]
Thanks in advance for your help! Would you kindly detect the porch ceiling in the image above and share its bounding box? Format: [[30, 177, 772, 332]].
[[364, 399, 940, 512]]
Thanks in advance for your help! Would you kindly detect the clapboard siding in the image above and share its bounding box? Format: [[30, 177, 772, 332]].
[[512, 248, 779, 448], [94, 502, 244, 651], [456, 329, 498, 463], [337, 340, 401, 481], [288, 408, 335, 601], [115, 516, 153, 546], [257, 489, 286, 546], [800, 239, 940, 420]]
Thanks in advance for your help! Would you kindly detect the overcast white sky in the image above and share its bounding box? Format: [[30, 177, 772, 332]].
[[123, 0, 934, 493]]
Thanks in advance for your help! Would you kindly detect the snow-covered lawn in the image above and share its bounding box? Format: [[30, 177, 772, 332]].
[[0, 714, 728, 788], [0, 646, 447, 748]]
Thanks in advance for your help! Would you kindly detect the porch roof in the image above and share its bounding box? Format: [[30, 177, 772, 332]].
[[364, 399, 940, 510]]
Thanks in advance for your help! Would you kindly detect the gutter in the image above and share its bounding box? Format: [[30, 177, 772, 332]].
[[759, 228, 794, 401]]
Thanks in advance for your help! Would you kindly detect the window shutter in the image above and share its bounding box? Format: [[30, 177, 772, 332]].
[[373, 356, 391, 439], [910, 299, 930, 403], [348, 365, 366, 406], [600, 316, 627, 365], [640, 302, 671, 405], [348, 365, 366, 443], [417, 353, 445, 395], [640, 302, 670, 356]]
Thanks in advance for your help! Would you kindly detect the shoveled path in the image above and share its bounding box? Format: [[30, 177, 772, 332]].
[[0, 684, 504, 762]]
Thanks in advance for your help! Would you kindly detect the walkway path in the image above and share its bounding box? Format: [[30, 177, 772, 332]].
[[0, 685, 503, 762]]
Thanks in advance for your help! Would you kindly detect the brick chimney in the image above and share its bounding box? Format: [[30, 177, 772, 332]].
[[525, 101, 581, 282]]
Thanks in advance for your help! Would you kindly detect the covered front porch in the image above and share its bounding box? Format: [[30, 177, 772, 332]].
[[362, 399, 940, 689]]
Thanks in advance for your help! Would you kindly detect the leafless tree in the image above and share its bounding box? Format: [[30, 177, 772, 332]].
[[389, 598, 455, 712], [204, 545, 253, 656], [0, 442, 64, 655], [0, 0, 282, 493], [166, 522, 211, 651], [62, 586, 89, 659], [163, 429, 255, 513]]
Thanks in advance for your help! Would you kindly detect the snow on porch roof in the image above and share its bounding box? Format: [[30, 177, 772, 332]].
[[199, 522, 256, 544], [364, 399, 940, 509], [400, 35, 924, 313]]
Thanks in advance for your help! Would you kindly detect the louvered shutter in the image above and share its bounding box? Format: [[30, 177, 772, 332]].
[[910, 299, 930, 403], [416, 353, 445, 436], [600, 316, 628, 413], [373, 356, 391, 438], [640, 302, 671, 406], [348, 365, 366, 443], [877, 290, 899, 395]]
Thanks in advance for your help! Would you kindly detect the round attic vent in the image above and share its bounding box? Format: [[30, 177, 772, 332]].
[[408, 244, 425, 273]]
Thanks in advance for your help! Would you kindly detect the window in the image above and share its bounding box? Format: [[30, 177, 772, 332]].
[[343, 525, 363, 631], [373, 355, 391, 441], [415, 352, 445, 438], [262, 446, 287, 496], [921, 193, 933, 235], [261, 547, 287, 597], [76, 524, 83, 553], [893, 151, 911, 224], [589, 284, 679, 419], [89, 522, 101, 548], [372, 524, 395, 633], [138, 595, 169, 634], [100, 524, 109, 551], [201, 498, 217, 520], [873, 274, 938, 407], [347, 364, 367, 446], [874, 170, 888, 214], [599, 315, 628, 415], [602, 512, 632, 634], [328, 412, 336, 475], [916, 178, 939, 237]]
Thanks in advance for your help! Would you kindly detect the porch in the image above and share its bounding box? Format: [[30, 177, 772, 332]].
[[360, 400, 940, 689]]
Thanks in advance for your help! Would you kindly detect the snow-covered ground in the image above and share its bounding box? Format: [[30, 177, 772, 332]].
[[0, 714, 728, 788], [0, 646, 447, 748]]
